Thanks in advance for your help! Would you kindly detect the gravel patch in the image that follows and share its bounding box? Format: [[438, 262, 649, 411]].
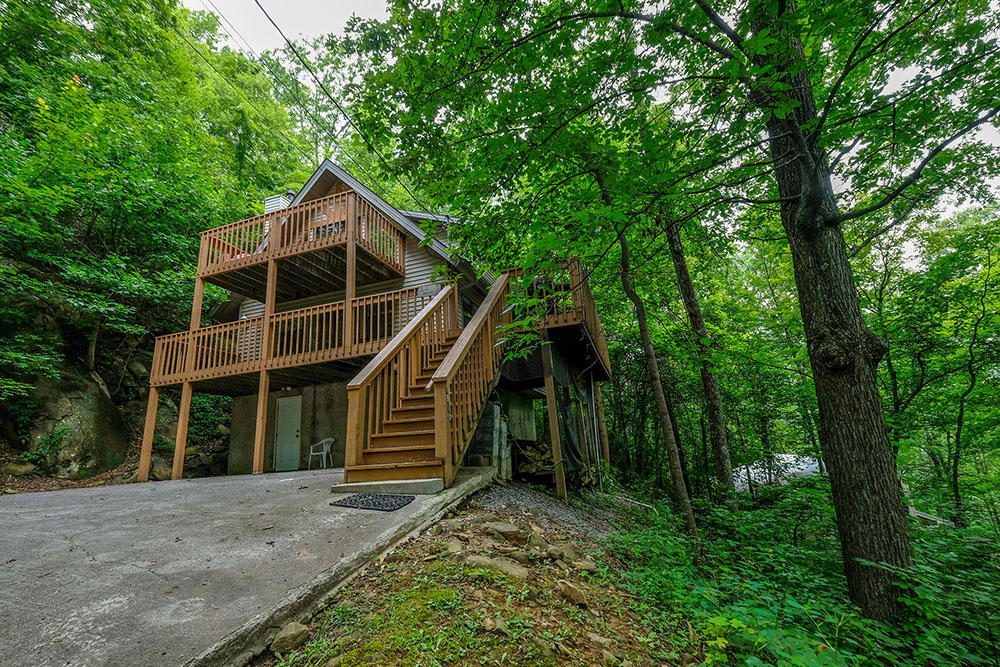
[[467, 483, 625, 540]]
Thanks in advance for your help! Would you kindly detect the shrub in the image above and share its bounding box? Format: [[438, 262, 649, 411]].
[[19, 427, 69, 466], [609, 477, 1000, 665]]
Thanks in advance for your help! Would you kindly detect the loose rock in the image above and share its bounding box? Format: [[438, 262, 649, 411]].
[[270, 621, 309, 653], [482, 521, 520, 539], [561, 543, 582, 561], [588, 632, 612, 648], [557, 579, 587, 606], [601, 648, 619, 666], [572, 559, 598, 573], [531, 635, 554, 659], [150, 461, 172, 481], [466, 554, 530, 580], [526, 531, 548, 550], [1, 461, 36, 476], [510, 549, 531, 565]]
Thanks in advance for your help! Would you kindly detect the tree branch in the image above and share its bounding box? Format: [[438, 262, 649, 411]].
[[838, 104, 1000, 224]]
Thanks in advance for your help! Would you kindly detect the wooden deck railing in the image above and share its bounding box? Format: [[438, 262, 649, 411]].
[[507, 260, 611, 376], [149, 287, 432, 386], [428, 274, 512, 486], [345, 285, 458, 456], [197, 190, 405, 277]]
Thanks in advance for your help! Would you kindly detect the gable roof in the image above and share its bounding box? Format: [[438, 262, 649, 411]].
[[291, 160, 455, 266]]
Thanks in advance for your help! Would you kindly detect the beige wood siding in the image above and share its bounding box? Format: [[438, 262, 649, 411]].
[[402, 236, 449, 287]]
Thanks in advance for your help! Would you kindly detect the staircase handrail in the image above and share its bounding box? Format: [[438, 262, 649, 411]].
[[428, 274, 509, 386], [427, 274, 512, 485], [345, 284, 457, 466], [347, 284, 454, 390]]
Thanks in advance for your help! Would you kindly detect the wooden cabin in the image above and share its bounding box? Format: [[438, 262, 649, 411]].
[[137, 161, 611, 492]]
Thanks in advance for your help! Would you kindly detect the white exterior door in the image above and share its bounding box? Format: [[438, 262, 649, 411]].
[[274, 396, 302, 471]]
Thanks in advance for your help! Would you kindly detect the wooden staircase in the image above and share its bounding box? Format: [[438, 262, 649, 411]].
[[345, 277, 513, 487], [344, 332, 460, 482]]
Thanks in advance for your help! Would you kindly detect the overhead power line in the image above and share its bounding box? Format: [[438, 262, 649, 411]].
[[195, 0, 415, 213], [253, 0, 439, 216], [142, 0, 314, 165]]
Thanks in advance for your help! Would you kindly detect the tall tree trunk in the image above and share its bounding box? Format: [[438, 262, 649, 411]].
[[752, 8, 912, 622], [760, 415, 773, 485], [85, 323, 99, 372], [697, 410, 707, 497], [734, 410, 755, 498], [951, 252, 990, 528], [617, 231, 698, 536], [666, 220, 736, 493], [664, 389, 692, 500]]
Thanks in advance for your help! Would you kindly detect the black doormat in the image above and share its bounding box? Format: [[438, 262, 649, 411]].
[[330, 493, 416, 512]]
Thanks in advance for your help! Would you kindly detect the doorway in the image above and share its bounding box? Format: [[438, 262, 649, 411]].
[[274, 395, 302, 471]]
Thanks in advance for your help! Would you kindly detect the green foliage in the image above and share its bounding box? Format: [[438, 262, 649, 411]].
[[4, 393, 40, 444], [0, 0, 309, 394], [611, 479, 1000, 665], [20, 427, 69, 466], [186, 394, 231, 445]]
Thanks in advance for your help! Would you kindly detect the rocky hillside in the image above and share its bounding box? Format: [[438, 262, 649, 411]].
[[251, 485, 697, 667], [0, 353, 231, 492]]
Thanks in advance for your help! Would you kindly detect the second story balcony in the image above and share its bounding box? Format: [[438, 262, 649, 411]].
[[150, 286, 439, 394], [197, 190, 406, 302]]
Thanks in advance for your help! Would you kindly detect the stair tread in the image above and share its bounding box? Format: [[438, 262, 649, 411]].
[[386, 416, 435, 424], [371, 428, 435, 438], [362, 444, 436, 453], [347, 459, 443, 470]]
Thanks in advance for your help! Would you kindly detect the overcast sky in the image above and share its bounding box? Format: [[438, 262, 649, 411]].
[[181, 0, 387, 52]]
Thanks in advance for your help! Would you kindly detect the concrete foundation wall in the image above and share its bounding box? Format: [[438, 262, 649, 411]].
[[465, 402, 510, 480], [228, 382, 348, 474]]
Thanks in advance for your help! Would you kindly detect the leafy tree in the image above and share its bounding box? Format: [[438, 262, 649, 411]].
[[334, 0, 1000, 622]]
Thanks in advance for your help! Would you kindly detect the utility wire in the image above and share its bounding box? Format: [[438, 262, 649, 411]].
[[199, 0, 323, 133], [186, 0, 414, 213], [142, 0, 314, 165], [253, 0, 438, 215]]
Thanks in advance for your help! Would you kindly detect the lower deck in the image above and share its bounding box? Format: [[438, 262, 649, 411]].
[[151, 286, 437, 393]]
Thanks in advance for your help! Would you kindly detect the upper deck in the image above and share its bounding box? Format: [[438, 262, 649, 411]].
[[197, 190, 406, 301], [507, 260, 612, 380]]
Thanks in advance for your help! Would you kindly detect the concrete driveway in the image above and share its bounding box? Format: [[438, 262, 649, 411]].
[[0, 469, 487, 666]]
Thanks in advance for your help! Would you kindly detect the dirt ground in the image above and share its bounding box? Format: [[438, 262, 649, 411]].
[[0, 450, 137, 494], [250, 483, 698, 667]]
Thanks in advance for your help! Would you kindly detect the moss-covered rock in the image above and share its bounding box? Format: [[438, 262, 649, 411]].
[[26, 376, 128, 478]]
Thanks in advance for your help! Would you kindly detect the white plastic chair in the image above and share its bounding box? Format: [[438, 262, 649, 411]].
[[308, 437, 336, 469]]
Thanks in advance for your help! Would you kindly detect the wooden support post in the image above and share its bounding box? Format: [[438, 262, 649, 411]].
[[252, 258, 278, 475], [541, 338, 567, 501], [172, 382, 192, 480], [263, 258, 278, 355], [345, 195, 357, 352], [345, 387, 362, 468], [170, 272, 206, 482], [574, 397, 592, 475], [594, 381, 611, 464], [189, 277, 205, 330], [137, 386, 159, 482], [433, 381, 452, 486], [252, 370, 270, 474]]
